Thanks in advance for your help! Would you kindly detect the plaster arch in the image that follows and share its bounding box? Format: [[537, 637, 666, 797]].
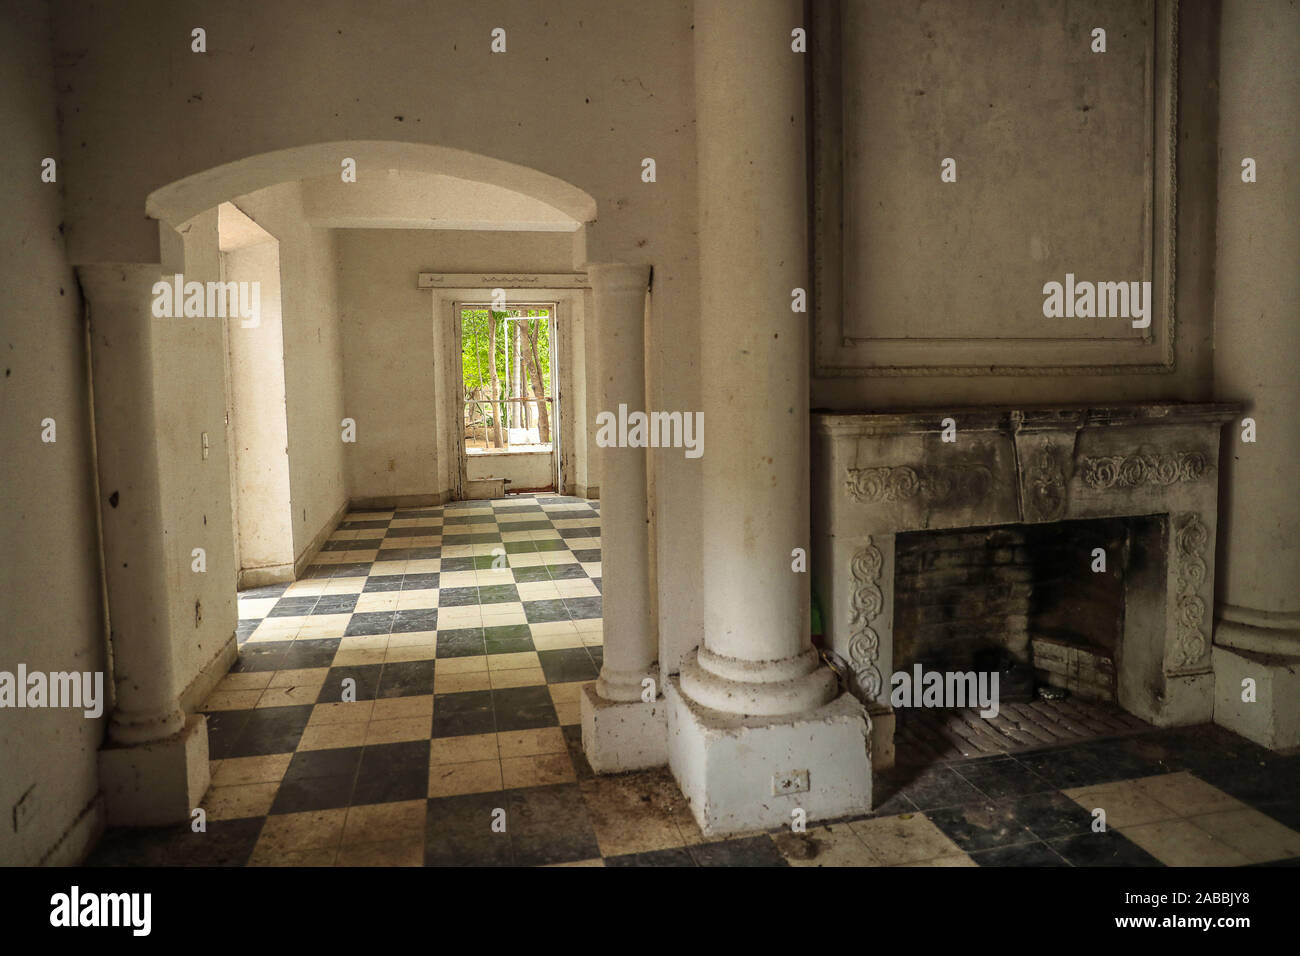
[[144, 140, 598, 231]]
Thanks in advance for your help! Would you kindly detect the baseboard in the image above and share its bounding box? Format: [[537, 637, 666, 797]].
[[349, 491, 453, 511], [39, 792, 105, 866], [576, 484, 599, 500], [237, 562, 295, 589], [179, 632, 238, 715], [294, 497, 350, 579]]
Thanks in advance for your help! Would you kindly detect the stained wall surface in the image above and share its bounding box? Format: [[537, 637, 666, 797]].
[[335, 228, 578, 502], [222, 233, 295, 578], [811, 0, 1219, 409], [229, 184, 349, 568], [51, 0, 705, 683], [0, 1, 107, 866]]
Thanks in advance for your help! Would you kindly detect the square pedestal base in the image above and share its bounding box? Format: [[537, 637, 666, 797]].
[[99, 714, 210, 826], [581, 684, 669, 772], [1213, 645, 1300, 750], [665, 677, 872, 837], [869, 706, 895, 769]]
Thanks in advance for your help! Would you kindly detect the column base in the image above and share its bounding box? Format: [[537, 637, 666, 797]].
[[680, 647, 838, 716], [1213, 645, 1300, 750], [99, 714, 210, 826], [665, 676, 871, 837], [581, 683, 668, 772]]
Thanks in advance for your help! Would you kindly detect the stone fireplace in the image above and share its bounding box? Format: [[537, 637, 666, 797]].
[[812, 402, 1241, 768]]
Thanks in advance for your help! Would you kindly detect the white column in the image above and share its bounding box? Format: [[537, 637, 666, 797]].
[[1210, 0, 1300, 749], [680, 0, 835, 716], [580, 263, 667, 771], [665, 0, 870, 836], [589, 263, 656, 701], [82, 264, 209, 824]]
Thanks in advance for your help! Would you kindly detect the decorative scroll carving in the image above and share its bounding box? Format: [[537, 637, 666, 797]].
[[845, 464, 993, 506], [1172, 513, 1210, 669], [1081, 451, 1209, 489], [1022, 443, 1068, 522], [847, 539, 884, 700]]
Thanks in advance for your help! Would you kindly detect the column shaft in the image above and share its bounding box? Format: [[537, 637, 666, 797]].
[[81, 264, 187, 744], [685, 0, 835, 715], [589, 263, 656, 701], [1209, 1, 1300, 751], [1213, 0, 1300, 646]]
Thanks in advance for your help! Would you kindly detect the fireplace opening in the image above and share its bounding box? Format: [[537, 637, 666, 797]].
[[1025, 518, 1128, 703], [890, 516, 1161, 762]]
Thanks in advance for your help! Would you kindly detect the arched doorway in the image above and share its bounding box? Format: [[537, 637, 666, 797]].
[[90, 142, 605, 832]]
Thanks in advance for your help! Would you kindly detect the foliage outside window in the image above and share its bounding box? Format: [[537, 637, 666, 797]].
[[461, 307, 553, 454]]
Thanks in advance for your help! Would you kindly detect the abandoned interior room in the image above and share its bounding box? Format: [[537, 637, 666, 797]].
[[2, 0, 1298, 891]]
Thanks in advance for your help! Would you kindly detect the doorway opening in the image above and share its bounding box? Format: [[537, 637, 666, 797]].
[[218, 202, 295, 588], [459, 304, 558, 495]]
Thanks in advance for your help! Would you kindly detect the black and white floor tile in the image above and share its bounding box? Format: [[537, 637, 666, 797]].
[[86, 495, 1300, 867]]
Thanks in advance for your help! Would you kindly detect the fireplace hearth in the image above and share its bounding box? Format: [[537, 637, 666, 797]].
[[894, 694, 1152, 764]]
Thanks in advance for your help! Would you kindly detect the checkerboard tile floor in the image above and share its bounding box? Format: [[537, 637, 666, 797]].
[[85, 495, 1300, 867]]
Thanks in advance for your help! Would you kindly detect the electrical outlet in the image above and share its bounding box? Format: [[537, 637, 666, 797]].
[[772, 770, 809, 796]]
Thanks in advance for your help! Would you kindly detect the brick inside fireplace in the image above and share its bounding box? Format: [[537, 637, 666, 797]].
[[893, 527, 1036, 700], [893, 516, 1157, 705]]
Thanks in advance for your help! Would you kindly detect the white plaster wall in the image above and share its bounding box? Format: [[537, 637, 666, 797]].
[[0, 0, 107, 865], [810, 0, 1220, 410], [223, 239, 295, 573], [51, 0, 698, 273], [162, 209, 240, 692], [335, 228, 576, 501], [230, 184, 349, 565], [303, 173, 578, 231], [150, 181, 347, 701], [467, 452, 553, 490], [49, 0, 703, 682]]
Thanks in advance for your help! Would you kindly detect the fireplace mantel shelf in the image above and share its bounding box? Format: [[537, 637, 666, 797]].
[[812, 402, 1243, 437]]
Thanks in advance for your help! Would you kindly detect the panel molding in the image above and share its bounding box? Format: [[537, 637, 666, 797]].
[[812, 0, 1180, 377]]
